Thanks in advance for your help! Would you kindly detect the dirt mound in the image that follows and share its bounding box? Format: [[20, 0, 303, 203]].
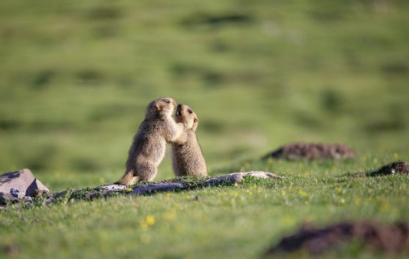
[[265, 221, 409, 256], [263, 142, 356, 161], [367, 161, 409, 176]]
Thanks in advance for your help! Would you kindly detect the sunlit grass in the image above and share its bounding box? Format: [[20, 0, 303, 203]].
[[1, 0, 409, 258]]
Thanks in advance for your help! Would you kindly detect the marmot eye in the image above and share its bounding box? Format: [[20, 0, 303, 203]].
[[188, 109, 193, 114], [164, 99, 171, 104]]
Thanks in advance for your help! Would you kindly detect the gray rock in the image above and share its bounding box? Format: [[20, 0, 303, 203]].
[[24, 196, 33, 205], [204, 171, 280, 186], [0, 192, 19, 204], [10, 188, 25, 199], [131, 182, 185, 195], [26, 178, 49, 196], [0, 169, 50, 201], [100, 184, 127, 191], [130, 171, 279, 196]]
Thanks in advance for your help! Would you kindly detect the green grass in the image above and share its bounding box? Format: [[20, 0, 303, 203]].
[[2, 159, 409, 259], [1, 0, 409, 258]]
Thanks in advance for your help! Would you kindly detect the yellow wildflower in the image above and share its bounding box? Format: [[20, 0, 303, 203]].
[[298, 189, 308, 197], [146, 215, 155, 226], [164, 210, 176, 220]]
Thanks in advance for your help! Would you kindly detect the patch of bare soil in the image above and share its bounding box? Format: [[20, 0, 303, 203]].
[[265, 221, 409, 256], [263, 142, 356, 161], [367, 161, 409, 176]]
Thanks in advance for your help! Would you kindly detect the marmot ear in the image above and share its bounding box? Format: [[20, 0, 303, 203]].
[[194, 118, 198, 124]]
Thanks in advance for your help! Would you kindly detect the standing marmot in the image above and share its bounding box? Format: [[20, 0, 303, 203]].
[[172, 104, 207, 177], [116, 97, 184, 185]]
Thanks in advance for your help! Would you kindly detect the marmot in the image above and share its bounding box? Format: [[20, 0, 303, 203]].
[[172, 104, 207, 177], [116, 97, 184, 185]]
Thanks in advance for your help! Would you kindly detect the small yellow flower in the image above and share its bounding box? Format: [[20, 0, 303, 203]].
[[234, 182, 238, 187], [340, 198, 345, 204], [146, 215, 155, 226], [164, 210, 176, 220], [298, 189, 308, 197]]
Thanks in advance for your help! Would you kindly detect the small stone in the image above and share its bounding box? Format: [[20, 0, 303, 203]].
[[24, 196, 33, 204]]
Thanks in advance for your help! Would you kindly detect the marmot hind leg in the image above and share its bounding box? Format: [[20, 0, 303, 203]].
[[136, 161, 158, 182]]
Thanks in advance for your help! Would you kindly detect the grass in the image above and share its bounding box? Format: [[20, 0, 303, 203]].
[[0, 0, 409, 258], [2, 159, 409, 259]]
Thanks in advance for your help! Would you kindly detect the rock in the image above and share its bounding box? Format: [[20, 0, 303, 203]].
[[131, 182, 185, 195], [125, 172, 279, 196], [204, 171, 279, 186], [10, 188, 25, 199], [26, 179, 49, 196], [265, 221, 409, 256], [100, 184, 128, 191], [0, 169, 50, 204], [263, 142, 356, 161], [0, 192, 19, 204]]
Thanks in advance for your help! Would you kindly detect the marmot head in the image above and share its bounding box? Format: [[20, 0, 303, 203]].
[[175, 104, 199, 131], [146, 97, 177, 119]]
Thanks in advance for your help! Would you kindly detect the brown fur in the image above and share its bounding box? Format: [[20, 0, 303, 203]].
[[172, 104, 207, 177], [116, 97, 184, 185]]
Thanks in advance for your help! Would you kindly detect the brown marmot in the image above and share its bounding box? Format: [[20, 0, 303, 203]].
[[172, 104, 207, 177], [116, 97, 184, 185]]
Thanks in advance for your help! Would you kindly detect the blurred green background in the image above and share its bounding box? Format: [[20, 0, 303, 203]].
[[1, 0, 408, 190]]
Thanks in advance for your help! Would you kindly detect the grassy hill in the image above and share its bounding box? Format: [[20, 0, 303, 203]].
[[0, 0, 408, 258]]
